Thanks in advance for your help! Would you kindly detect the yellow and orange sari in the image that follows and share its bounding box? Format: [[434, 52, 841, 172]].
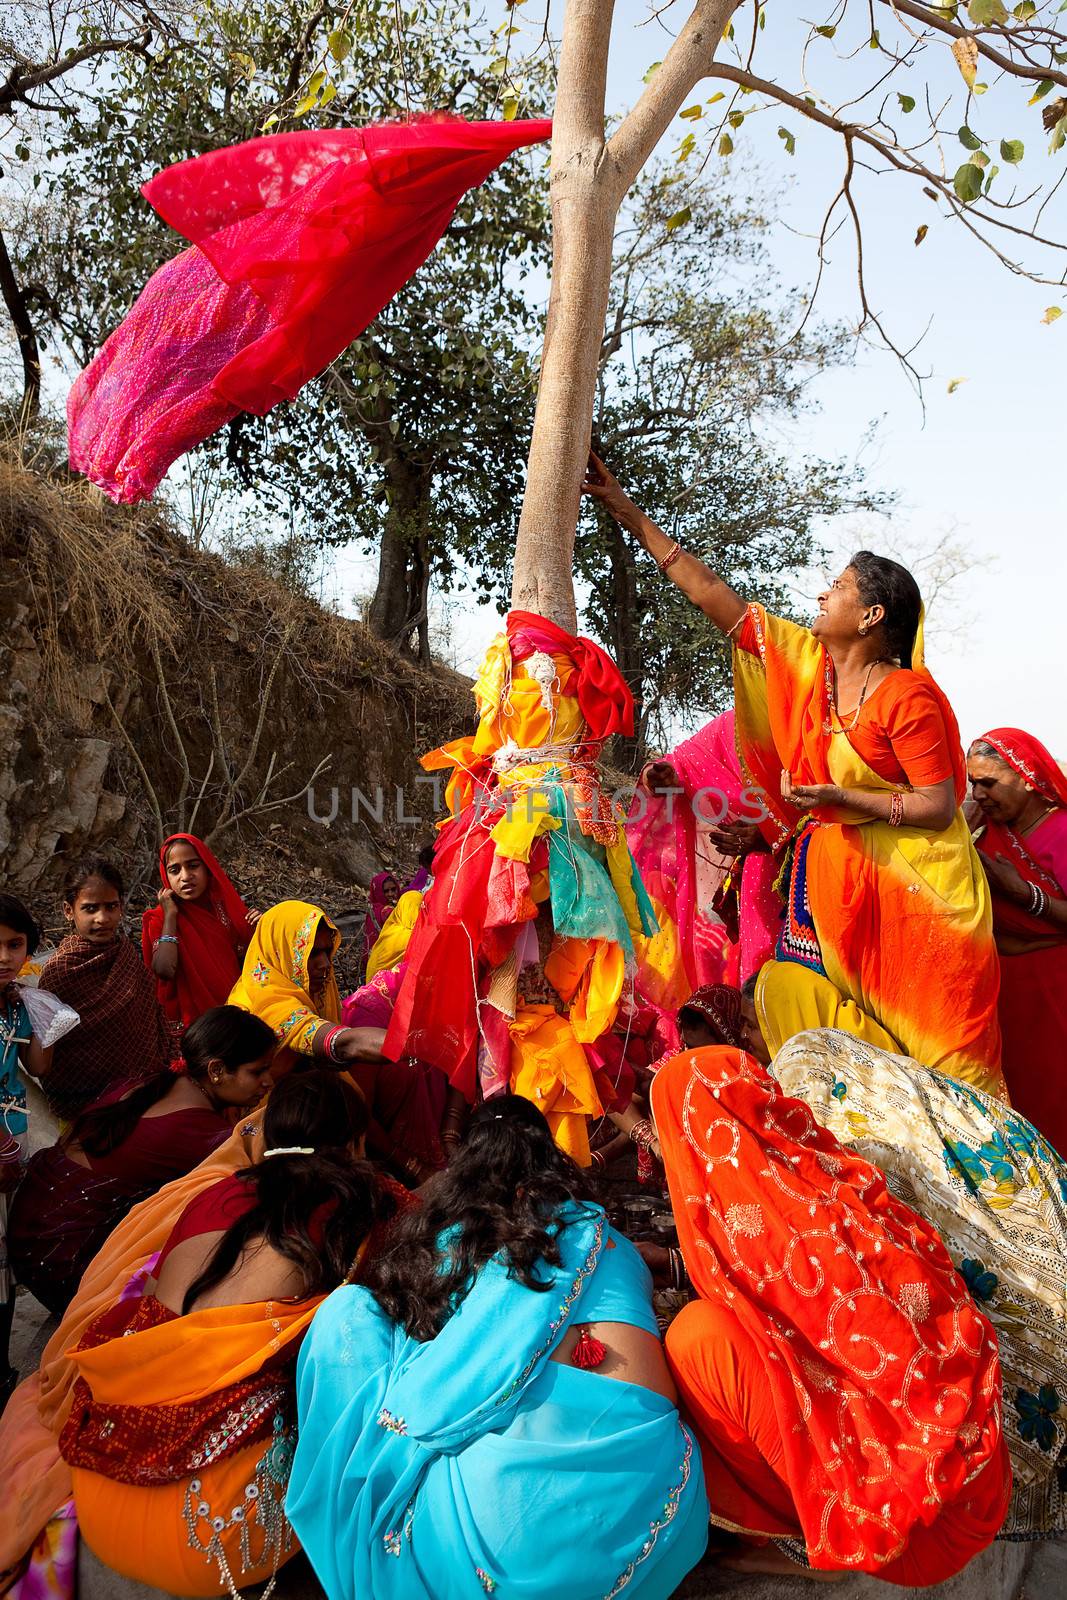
[[733, 605, 1003, 1095]]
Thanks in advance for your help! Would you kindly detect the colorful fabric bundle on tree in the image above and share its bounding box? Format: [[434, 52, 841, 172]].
[[383, 612, 657, 1163], [67, 116, 551, 502]]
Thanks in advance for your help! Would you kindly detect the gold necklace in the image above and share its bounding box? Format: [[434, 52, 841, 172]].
[[823, 658, 888, 736]]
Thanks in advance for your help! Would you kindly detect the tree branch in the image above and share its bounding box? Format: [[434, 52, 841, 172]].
[[877, 0, 1067, 91], [0, 33, 153, 113], [0, 228, 40, 423], [607, 0, 741, 193]]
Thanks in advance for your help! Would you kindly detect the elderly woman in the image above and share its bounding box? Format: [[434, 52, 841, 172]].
[[968, 727, 1067, 1154], [585, 454, 1002, 1095]]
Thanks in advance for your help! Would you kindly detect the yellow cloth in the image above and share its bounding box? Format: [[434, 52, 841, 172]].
[[508, 1005, 603, 1167], [755, 960, 902, 1060], [228, 900, 339, 1055], [365, 890, 423, 981]]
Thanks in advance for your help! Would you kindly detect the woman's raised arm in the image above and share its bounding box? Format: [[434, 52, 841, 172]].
[[583, 452, 747, 636]]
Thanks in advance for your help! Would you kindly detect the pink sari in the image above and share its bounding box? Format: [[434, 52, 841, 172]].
[[628, 712, 782, 996]]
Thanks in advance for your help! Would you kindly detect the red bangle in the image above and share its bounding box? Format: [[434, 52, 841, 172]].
[[658, 541, 682, 573], [888, 791, 904, 827], [320, 1024, 345, 1062]]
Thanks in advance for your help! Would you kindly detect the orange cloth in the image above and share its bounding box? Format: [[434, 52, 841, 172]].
[[733, 605, 1003, 1093], [0, 1113, 265, 1572], [508, 1004, 602, 1166], [66, 1294, 319, 1595], [652, 1047, 1010, 1579]]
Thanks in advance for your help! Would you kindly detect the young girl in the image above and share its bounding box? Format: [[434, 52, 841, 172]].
[[0, 892, 53, 1404], [38, 858, 170, 1120], [9, 1005, 275, 1317], [140, 833, 259, 1030]]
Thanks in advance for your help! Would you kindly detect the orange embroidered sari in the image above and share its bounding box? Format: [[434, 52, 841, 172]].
[[653, 1046, 1010, 1581], [733, 605, 1003, 1094]]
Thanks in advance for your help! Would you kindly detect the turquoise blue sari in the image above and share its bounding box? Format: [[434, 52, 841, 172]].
[[288, 1204, 706, 1600]]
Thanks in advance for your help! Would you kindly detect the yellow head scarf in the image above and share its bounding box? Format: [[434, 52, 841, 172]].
[[228, 900, 341, 1055]]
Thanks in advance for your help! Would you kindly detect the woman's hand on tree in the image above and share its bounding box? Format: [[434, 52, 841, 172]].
[[246, 908, 262, 926], [582, 450, 635, 525]]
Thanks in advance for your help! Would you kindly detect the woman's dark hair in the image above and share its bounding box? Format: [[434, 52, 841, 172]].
[[61, 856, 124, 904], [371, 1094, 595, 1343], [849, 551, 923, 665], [0, 893, 41, 956], [740, 974, 759, 1003], [69, 1006, 275, 1159], [182, 1069, 385, 1315], [417, 843, 435, 872]]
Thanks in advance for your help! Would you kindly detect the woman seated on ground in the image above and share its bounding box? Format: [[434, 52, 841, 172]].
[[37, 857, 170, 1120], [8, 1006, 275, 1318], [141, 833, 260, 1033], [767, 1024, 1067, 1544], [58, 1070, 398, 1598], [229, 900, 443, 1180], [650, 1044, 1010, 1583], [968, 728, 1067, 1155], [586, 454, 1002, 1097], [287, 1095, 708, 1600], [361, 870, 401, 977], [365, 879, 426, 981]]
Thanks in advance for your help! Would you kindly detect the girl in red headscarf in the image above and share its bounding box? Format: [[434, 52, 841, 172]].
[[141, 835, 258, 1029], [968, 728, 1067, 1155]]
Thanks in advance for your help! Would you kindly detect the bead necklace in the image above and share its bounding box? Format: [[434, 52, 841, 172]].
[[823, 656, 889, 737]]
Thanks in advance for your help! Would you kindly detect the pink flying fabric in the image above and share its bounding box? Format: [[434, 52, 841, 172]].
[[67, 117, 552, 502]]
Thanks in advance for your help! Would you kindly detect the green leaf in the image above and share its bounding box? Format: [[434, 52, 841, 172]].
[[1029, 79, 1054, 104], [952, 161, 985, 201], [778, 126, 796, 155], [1042, 305, 1062, 322], [327, 28, 352, 63], [983, 162, 1000, 193], [293, 91, 319, 117], [643, 61, 662, 84], [679, 104, 703, 120], [898, 93, 916, 113], [727, 110, 745, 128], [869, 30, 880, 47], [947, 377, 967, 393], [718, 132, 734, 157], [261, 113, 279, 131], [974, 82, 989, 94], [666, 206, 692, 232], [958, 125, 983, 150], [706, 92, 725, 105], [502, 96, 519, 122], [231, 51, 256, 81], [971, 149, 990, 167], [1012, 0, 1036, 16], [815, 24, 837, 37], [1000, 137, 1025, 163], [319, 81, 337, 108], [1050, 116, 1067, 153], [968, 0, 1008, 21], [488, 57, 508, 78]]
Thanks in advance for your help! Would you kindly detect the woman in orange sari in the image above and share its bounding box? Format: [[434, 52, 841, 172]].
[[968, 728, 1067, 1154], [585, 454, 1002, 1095], [651, 1045, 1010, 1583], [53, 1072, 399, 1597]]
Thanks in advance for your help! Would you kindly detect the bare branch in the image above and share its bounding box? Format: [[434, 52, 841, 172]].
[[103, 683, 164, 848], [148, 636, 191, 829], [878, 0, 1067, 91]]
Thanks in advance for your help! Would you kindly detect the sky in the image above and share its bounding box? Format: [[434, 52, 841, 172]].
[[334, 1, 1067, 756]]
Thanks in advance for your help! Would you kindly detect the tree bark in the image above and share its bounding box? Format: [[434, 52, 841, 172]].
[[511, 0, 739, 627], [0, 228, 41, 424], [366, 445, 431, 649]]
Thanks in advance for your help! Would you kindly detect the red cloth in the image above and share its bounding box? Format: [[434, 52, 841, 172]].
[[68, 117, 551, 502], [975, 805, 1067, 1156], [39, 937, 171, 1119], [507, 610, 634, 740], [652, 1047, 1009, 1577], [141, 833, 254, 1026], [981, 726, 1067, 806]]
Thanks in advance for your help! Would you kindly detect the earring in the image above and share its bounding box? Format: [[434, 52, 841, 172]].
[[858, 623, 869, 637]]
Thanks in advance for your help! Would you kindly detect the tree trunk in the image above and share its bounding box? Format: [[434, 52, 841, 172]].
[[366, 446, 431, 648], [511, 0, 738, 627], [0, 229, 41, 425]]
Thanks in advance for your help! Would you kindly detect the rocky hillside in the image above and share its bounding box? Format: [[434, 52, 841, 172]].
[[0, 445, 473, 938]]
